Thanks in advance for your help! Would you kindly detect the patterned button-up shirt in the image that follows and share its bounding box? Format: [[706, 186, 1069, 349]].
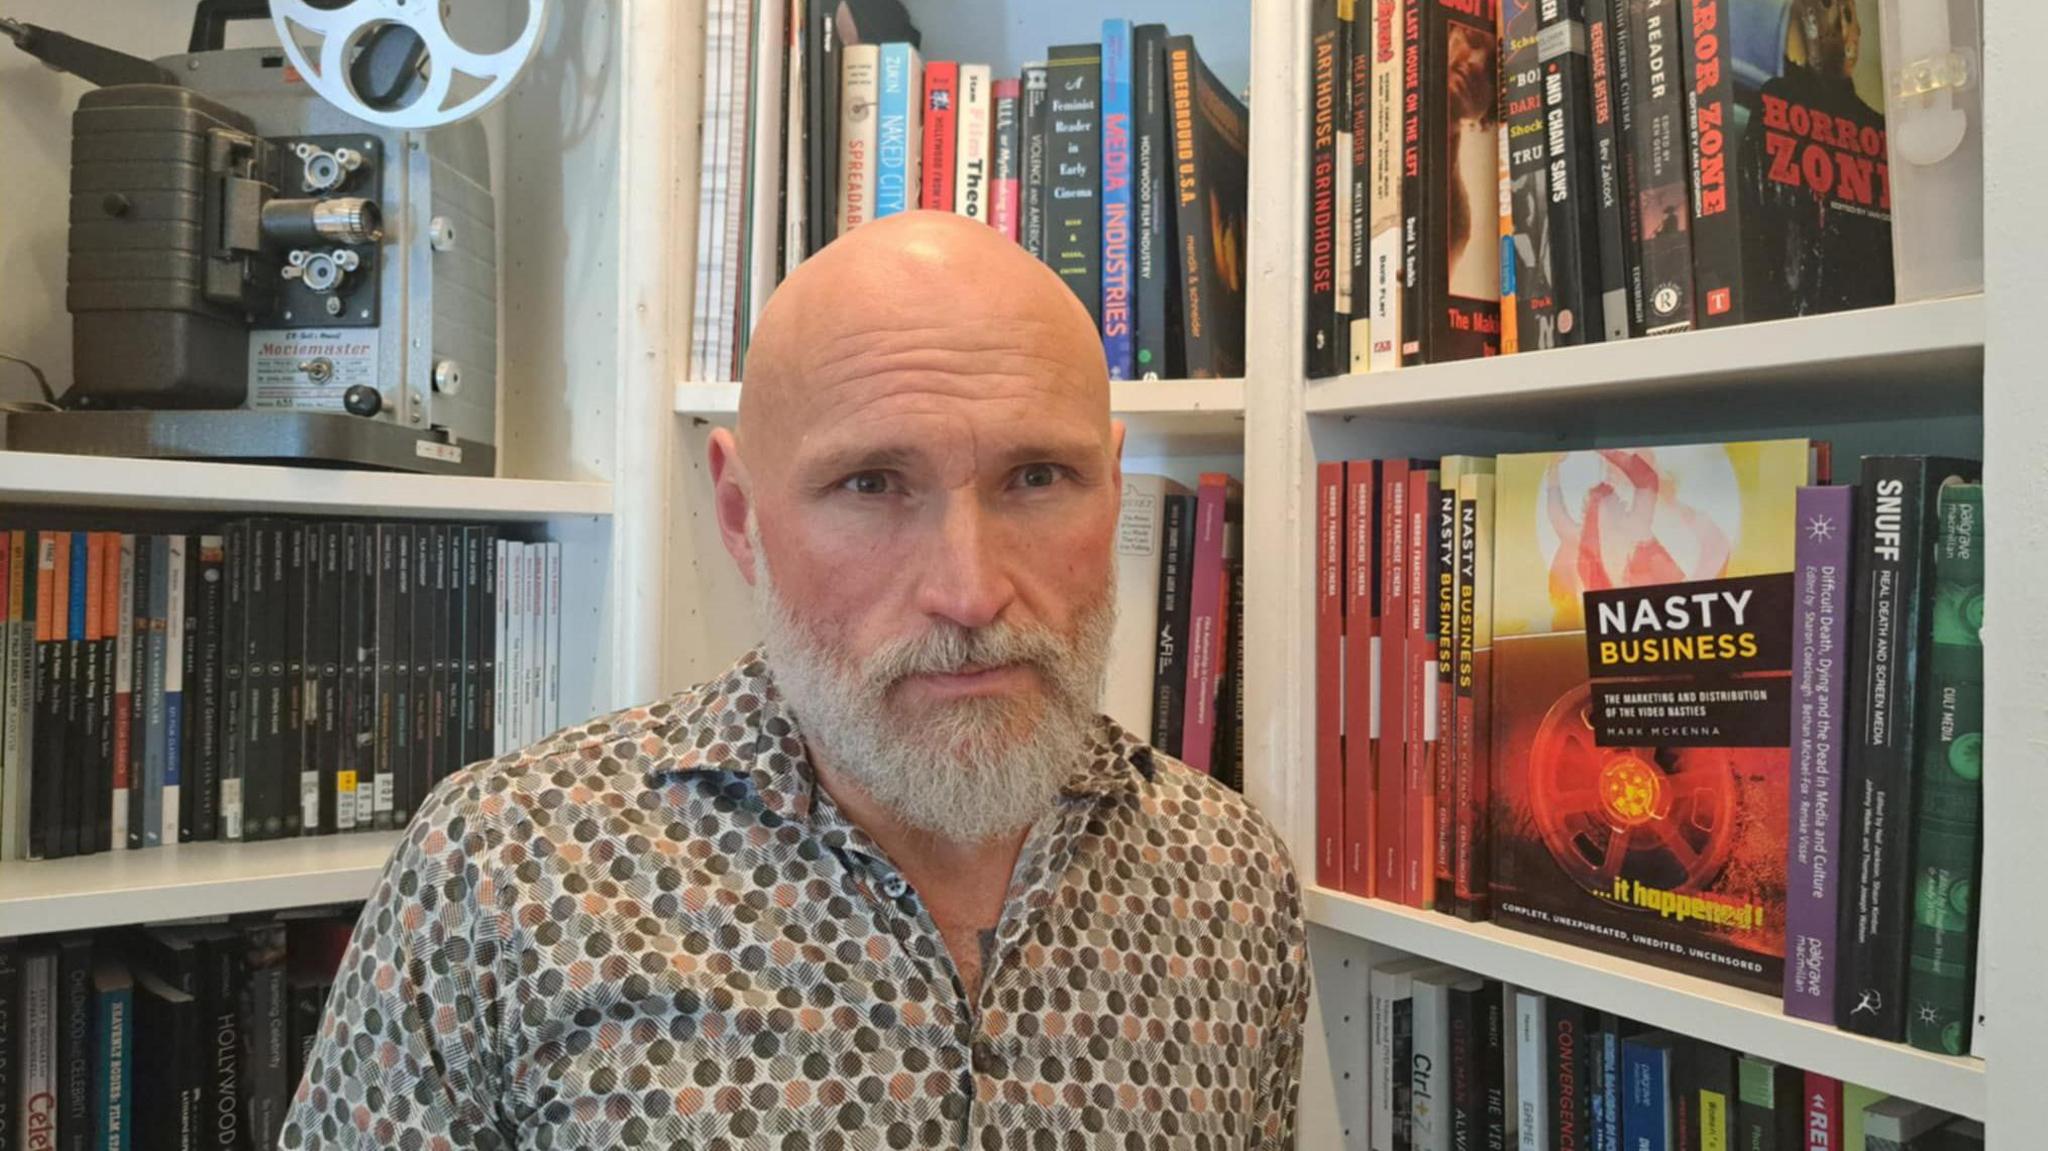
[[284, 651, 1310, 1150]]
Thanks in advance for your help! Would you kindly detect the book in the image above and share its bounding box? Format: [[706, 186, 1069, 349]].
[[1803, 1072, 1841, 1151], [836, 43, 880, 233], [0, 945, 16, 1145], [1547, 998, 1591, 1151], [1734, 1055, 1800, 1151], [1348, 0, 1373, 370], [80, 534, 105, 856], [545, 540, 562, 735], [219, 522, 244, 841], [1627, 0, 1696, 332], [1371, 958, 1437, 1151], [1407, 464, 1441, 906], [1368, 0, 1406, 370], [1413, 968, 1468, 1151], [1, 531, 27, 862], [1841, 1084, 1886, 1151], [1048, 43, 1105, 329], [477, 526, 498, 770], [241, 924, 288, 1148], [1585, 0, 1633, 340], [1858, 1098, 1942, 1151], [1515, 989, 1548, 1150], [1784, 484, 1854, 1022], [1318, 462, 1348, 888], [1179, 474, 1243, 774], [1685, 0, 1893, 325], [1422, 0, 1503, 361], [1165, 35, 1250, 378], [919, 60, 959, 211], [190, 536, 223, 843], [143, 536, 168, 850], [1454, 470, 1498, 919], [1150, 494, 1197, 755], [1904, 482, 1984, 1054], [1505, 0, 1566, 349], [63, 532, 86, 857], [1335, 0, 1358, 370], [1449, 979, 1488, 1151], [1309, 0, 1347, 377], [1107, 475, 1189, 740], [91, 959, 131, 1151], [1837, 456, 1980, 1038], [21, 950, 57, 1150], [58, 936, 90, 1151], [812, 0, 919, 247], [463, 526, 484, 771], [873, 43, 923, 219], [1378, 459, 1412, 896], [1345, 460, 1381, 897], [1670, 1039, 1697, 1151], [1694, 1043, 1735, 1151], [1436, 461, 1469, 908], [991, 78, 1021, 240], [132, 966, 201, 1150], [1021, 63, 1051, 258], [410, 524, 433, 807], [1490, 983, 1517, 1151], [1489, 441, 1816, 992], [1132, 25, 1179, 380], [30, 534, 61, 860], [1620, 1032, 1677, 1151], [1101, 20, 1137, 380], [94, 534, 116, 853], [1538, 0, 1606, 345], [283, 526, 306, 837], [1399, 0, 1426, 363], [374, 525, 400, 825], [314, 525, 342, 835]]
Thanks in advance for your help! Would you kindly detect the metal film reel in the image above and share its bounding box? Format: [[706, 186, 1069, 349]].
[[272, 0, 549, 130]]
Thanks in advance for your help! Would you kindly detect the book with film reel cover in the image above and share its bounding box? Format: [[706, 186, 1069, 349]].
[[1487, 440, 1821, 992]]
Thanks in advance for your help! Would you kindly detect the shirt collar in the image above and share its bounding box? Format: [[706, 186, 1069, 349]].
[[638, 649, 1156, 822]]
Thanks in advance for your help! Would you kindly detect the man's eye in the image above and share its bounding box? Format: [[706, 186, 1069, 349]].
[[841, 472, 892, 495], [1017, 463, 1061, 489]]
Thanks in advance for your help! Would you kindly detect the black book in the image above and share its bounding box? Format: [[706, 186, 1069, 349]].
[[1166, 36, 1250, 378], [1481, 983, 1508, 1151], [479, 527, 498, 764], [0, 944, 17, 1148], [409, 524, 434, 815], [124, 536, 149, 852], [219, 522, 246, 841], [1606, 0, 1646, 333], [430, 525, 452, 786], [1133, 23, 1181, 380], [1149, 492, 1197, 755], [283, 524, 307, 837], [30, 533, 62, 860], [1447, 978, 1486, 1151], [1306, 0, 1345, 377], [1347, 3, 1371, 371], [1537, 0, 1606, 345], [1837, 456, 1982, 1039], [316, 524, 343, 836], [1547, 998, 1592, 1151], [129, 926, 242, 1151], [1422, 0, 1502, 361], [1733, 1055, 1801, 1151], [240, 524, 269, 840], [1626, 0, 1695, 333], [174, 536, 198, 844], [1047, 44, 1104, 329], [1393, 985, 1415, 1151], [352, 524, 376, 824], [377, 525, 403, 829], [1021, 63, 1050, 259], [463, 526, 484, 769], [257, 520, 288, 841], [1584, 0, 1633, 340], [335, 523, 360, 832], [805, 0, 840, 257], [191, 535, 224, 842], [60, 532, 84, 858], [287, 974, 330, 1098], [1504, 0, 1555, 351], [1694, 1042, 1736, 1151], [1669, 1037, 1699, 1151], [240, 923, 289, 1148], [132, 968, 202, 1151], [1399, 0, 1427, 364], [441, 527, 463, 778], [57, 936, 91, 1151]]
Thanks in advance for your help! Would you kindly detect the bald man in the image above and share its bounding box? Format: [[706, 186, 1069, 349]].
[[284, 212, 1309, 1151]]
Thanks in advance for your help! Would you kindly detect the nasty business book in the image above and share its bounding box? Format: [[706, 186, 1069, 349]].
[[1488, 441, 1818, 992]]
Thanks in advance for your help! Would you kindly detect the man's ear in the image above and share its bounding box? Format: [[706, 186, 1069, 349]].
[[707, 427, 760, 585]]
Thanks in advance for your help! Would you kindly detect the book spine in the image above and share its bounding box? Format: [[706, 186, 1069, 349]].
[[1413, 979, 1454, 1151], [1503, 0, 1550, 349], [1378, 459, 1411, 894], [1904, 483, 1985, 1054], [1516, 991, 1548, 1151], [1165, 36, 1241, 379], [1620, 1040, 1668, 1151], [325, 524, 350, 832], [1368, 0, 1404, 371], [241, 525, 270, 841], [1607, 0, 1645, 332], [991, 78, 1021, 239], [391, 528, 415, 826], [504, 543, 524, 757], [1317, 462, 1348, 889], [1133, 27, 1177, 379], [1423, 0, 1502, 361], [434, 528, 455, 779], [192, 537, 222, 842], [22, 952, 56, 1151], [1150, 496, 1195, 755], [1, 532, 25, 863], [79, 535, 104, 856], [219, 524, 244, 842], [94, 535, 116, 852], [478, 526, 497, 766], [202, 939, 242, 1151], [1454, 472, 1497, 918], [1450, 984, 1483, 1151], [409, 525, 431, 809], [920, 60, 959, 211], [122, 550, 146, 829], [242, 927, 287, 1150], [1838, 458, 1976, 1039], [806, 0, 838, 252], [1549, 1002, 1589, 1151], [951, 65, 992, 224], [142, 537, 166, 850], [1802, 1072, 1841, 1151], [1048, 44, 1105, 330], [1434, 473, 1461, 909], [1021, 64, 1050, 258], [1584, 0, 1632, 339], [1734, 1056, 1795, 1151], [93, 968, 130, 1151], [1537, 0, 1605, 345], [835, 43, 879, 233], [1344, 461, 1381, 897], [1484, 984, 1511, 1151], [283, 526, 306, 837], [62, 534, 85, 857], [1670, 1040, 1697, 1151], [491, 535, 507, 759], [1370, 972, 1399, 1151], [1399, 0, 1426, 364], [464, 526, 485, 768], [1348, 0, 1374, 369], [544, 542, 561, 735], [350, 524, 373, 822], [1584, 1020, 1608, 1151], [1179, 478, 1231, 774], [1406, 467, 1439, 906], [1626, 0, 1695, 333], [59, 940, 91, 1151], [373, 526, 398, 826], [1682, 0, 1742, 325], [1334, 0, 1357, 370], [1784, 484, 1853, 1022], [1308, 0, 1345, 378], [162, 535, 186, 848], [1100, 21, 1136, 380], [1697, 1048, 1732, 1151], [0, 944, 15, 1150], [172, 537, 194, 843], [874, 44, 922, 219], [29, 536, 57, 860]]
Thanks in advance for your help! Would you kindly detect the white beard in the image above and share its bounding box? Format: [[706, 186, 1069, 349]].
[[748, 524, 1116, 844]]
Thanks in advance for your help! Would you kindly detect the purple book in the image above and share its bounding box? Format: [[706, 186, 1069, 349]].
[[1784, 485, 1854, 1022]]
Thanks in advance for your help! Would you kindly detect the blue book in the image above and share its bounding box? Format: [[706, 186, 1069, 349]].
[[143, 536, 167, 848], [1099, 17, 1136, 380], [94, 960, 133, 1151], [162, 535, 186, 846], [1621, 1032, 1677, 1151], [874, 43, 925, 218]]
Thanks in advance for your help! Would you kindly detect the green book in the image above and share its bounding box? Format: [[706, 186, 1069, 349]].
[[1843, 1084, 1887, 1151], [1905, 482, 1985, 1055]]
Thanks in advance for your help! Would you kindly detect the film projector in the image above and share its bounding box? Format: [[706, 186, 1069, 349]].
[[1, 0, 550, 476]]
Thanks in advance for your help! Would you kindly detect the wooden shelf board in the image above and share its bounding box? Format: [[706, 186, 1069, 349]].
[[0, 451, 613, 520], [0, 834, 400, 936], [1307, 297, 1984, 421], [1306, 888, 1986, 1120]]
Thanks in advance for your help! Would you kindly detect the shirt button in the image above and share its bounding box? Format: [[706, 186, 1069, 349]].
[[881, 875, 909, 900], [971, 1039, 1005, 1077]]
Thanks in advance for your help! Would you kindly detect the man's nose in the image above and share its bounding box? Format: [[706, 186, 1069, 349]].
[[915, 492, 1016, 631]]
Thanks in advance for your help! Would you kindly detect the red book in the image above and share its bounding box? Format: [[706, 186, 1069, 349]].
[[991, 78, 1022, 240], [920, 61, 960, 211], [1803, 1071, 1842, 1151], [1376, 459, 1410, 897], [1179, 473, 1241, 774], [1404, 466, 1439, 908], [1315, 462, 1345, 890], [1343, 461, 1378, 897]]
